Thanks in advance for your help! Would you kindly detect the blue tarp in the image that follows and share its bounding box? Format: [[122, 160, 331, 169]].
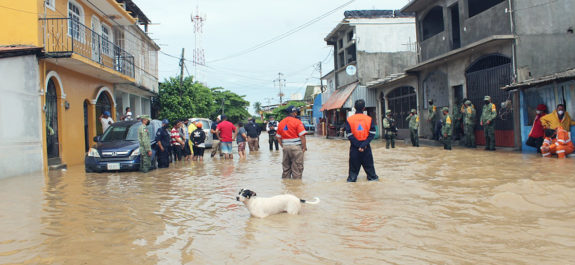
[[313, 94, 323, 125]]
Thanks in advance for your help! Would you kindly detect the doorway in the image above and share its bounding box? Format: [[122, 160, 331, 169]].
[[84, 100, 90, 152], [46, 79, 60, 161]]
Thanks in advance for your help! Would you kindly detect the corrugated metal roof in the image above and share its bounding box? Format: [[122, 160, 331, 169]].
[[320, 82, 358, 111], [344, 85, 377, 109], [503, 68, 575, 90]]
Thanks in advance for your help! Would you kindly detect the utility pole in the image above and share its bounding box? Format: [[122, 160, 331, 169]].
[[273, 72, 286, 105], [179, 48, 185, 95], [319, 61, 324, 92]]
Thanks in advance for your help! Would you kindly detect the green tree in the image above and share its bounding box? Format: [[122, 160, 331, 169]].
[[267, 101, 307, 121], [157, 76, 213, 123], [210, 88, 251, 123], [253, 101, 262, 114]]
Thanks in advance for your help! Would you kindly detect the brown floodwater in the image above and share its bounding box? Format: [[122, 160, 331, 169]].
[[1, 136, 575, 264]]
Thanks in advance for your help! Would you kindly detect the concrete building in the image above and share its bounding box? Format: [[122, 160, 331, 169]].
[[0, 0, 159, 170], [320, 10, 417, 137], [0, 47, 43, 179], [401, 0, 575, 148]]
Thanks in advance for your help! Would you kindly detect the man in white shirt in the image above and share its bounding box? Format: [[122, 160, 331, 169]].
[[100, 111, 114, 133]]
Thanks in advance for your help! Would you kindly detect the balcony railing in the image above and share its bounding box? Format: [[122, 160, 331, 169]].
[[40, 18, 135, 78]]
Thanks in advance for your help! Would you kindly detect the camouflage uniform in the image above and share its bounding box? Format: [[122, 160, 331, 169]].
[[452, 101, 463, 140], [405, 109, 419, 147], [481, 96, 497, 151], [428, 102, 438, 140], [462, 100, 477, 148], [138, 118, 152, 172], [441, 107, 453, 150], [383, 110, 396, 149]]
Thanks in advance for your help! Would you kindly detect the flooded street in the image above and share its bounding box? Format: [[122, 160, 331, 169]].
[[2, 135, 575, 264]]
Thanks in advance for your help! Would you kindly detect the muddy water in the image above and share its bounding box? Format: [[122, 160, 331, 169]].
[[1, 136, 575, 264]]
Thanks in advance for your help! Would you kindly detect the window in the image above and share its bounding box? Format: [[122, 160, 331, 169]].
[[68, 1, 84, 42], [421, 6, 444, 41], [338, 52, 345, 68], [101, 24, 113, 56], [338, 39, 343, 50], [346, 44, 356, 64], [347, 31, 354, 42], [45, 0, 55, 10], [468, 0, 505, 17]]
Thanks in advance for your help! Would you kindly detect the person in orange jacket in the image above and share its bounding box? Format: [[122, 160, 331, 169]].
[[541, 127, 574, 158], [345, 99, 379, 182]]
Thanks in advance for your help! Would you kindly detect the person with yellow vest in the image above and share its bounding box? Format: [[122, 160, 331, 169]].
[[540, 104, 575, 132], [345, 99, 379, 182], [541, 127, 574, 158]]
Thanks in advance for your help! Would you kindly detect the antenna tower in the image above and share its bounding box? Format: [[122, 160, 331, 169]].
[[191, 6, 206, 82]]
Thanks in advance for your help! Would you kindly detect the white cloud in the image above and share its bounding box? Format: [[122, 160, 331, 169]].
[[137, 0, 409, 110]]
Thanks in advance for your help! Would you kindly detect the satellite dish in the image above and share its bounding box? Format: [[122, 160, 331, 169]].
[[346, 65, 357, 76]]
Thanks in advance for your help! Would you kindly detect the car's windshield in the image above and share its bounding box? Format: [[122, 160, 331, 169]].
[[199, 120, 210, 129], [101, 123, 140, 141]]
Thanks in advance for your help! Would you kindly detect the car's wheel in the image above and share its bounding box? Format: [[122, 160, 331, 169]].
[[85, 166, 94, 173]]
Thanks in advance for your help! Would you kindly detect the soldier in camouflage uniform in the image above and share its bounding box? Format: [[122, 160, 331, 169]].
[[462, 100, 477, 148], [480, 95, 497, 151], [383, 110, 397, 149], [138, 115, 153, 172], [427, 99, 438, 140], [405, 108, 419, 147], [452, 99, 463, 140], [441, 107, 452, 150]]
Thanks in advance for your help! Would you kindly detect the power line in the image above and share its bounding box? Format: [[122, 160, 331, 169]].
[[206, 0, 356, 63]]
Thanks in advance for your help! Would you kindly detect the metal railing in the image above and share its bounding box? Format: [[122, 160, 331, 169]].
[[41, 18, 135, 78]]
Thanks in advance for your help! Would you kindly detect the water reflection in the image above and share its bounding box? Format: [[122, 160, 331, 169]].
[[1, 136, 575, 264]]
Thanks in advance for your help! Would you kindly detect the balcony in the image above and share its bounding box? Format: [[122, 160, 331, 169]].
[[40, 18, 135, 79]]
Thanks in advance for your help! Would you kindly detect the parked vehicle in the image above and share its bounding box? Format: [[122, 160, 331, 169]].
[[191, 118, 213, 148], [302, 120, 315, 134], [85, 120, 162, 172]]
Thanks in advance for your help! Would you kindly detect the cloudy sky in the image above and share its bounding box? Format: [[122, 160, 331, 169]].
[[136, 0, 410, 112]]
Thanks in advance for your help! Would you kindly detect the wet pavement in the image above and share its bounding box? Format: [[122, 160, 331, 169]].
[[2, 135, 575, 264]]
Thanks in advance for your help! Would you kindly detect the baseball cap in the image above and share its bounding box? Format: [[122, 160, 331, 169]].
[[217, 115, 222, 120], [103, 111, 111, 116], [162, 119, 169, 125], [285, 105, 298, 113]]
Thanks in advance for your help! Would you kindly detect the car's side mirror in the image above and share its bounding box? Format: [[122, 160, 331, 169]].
[[93, 136, 101, 142]]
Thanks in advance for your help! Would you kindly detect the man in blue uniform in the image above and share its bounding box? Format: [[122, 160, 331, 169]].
[[155, 119, 171, 168], [345, 99, 379, 182]]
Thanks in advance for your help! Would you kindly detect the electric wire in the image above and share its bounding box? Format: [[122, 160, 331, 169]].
[[206, 0, 356, 63]]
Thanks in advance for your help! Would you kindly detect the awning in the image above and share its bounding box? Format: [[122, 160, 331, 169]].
[[320, 82, 358, 111]]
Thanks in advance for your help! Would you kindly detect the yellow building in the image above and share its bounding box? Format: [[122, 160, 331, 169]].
[[0, 0, 159, 170]]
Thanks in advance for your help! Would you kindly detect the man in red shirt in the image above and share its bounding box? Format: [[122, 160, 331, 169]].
[[277, 106, 307, 179], [216, 115, 237, 160]]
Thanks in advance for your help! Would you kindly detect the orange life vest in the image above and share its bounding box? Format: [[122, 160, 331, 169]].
[[347, 114, 372, 141]]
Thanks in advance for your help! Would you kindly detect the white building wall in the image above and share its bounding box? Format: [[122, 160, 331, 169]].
[[353, 17, 417, 53], [0, 55, 43, 179], [124, 26, 159, 94]]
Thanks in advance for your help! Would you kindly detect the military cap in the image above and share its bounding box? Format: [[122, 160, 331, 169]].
[[442, 107, 449, 112], [385, 109, 392, 114], [484, 95, 491, 101], [465, 100, 472, 105], [140, 114, 150, 120], [410, 109, 416, 113]]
